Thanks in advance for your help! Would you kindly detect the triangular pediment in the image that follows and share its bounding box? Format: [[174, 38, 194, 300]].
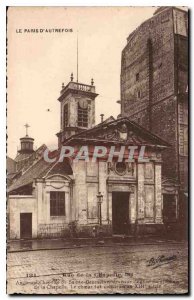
[[82, 122, 147, 144], [64, 117, 169, 148]]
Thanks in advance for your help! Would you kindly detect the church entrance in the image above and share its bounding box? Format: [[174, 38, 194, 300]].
[[20, 213, 32, 239], [112, 192, 130, 235]]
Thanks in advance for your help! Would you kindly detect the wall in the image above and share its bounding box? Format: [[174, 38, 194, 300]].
[[36, 175, 72, 238], [121, 7, 175, 121], [151, 95, 178, 179], [120, 8, 188, 185], [9, 196, 37, 239], [175, 33, 188, 190]]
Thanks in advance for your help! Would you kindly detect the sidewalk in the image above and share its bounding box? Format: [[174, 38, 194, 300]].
[[7, 236, 186, 253]]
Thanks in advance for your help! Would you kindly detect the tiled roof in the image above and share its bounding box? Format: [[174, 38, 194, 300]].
[[15, 153, 32, 163], [8, 155, 73, 193], [46, 159, 73, 177], [7, 156, 16, 173], [8, 158, 52, 193]]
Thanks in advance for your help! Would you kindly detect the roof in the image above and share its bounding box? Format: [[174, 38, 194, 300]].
[[47, 159, 73, 177], [154, 6, 187, 15], [63, 116, 170, 148], [153, 6, 172, 15], [8, 155, 73, 193], [8, 158, 51, 193], [14, 144, 47, 175], [7, 156, 16, 174], [14, 153, 32, 163], [20, 136, 34, 141]]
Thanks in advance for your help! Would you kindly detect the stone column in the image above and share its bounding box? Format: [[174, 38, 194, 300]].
[[65, 191, 70, 223], [155, 163, 163, 223], [129, 186, 136, 235], [36, 180, 44, 224], [108, 189, 112, 224], [137, 163, 145, 223], [36, 181, 44, 224], [69, 182, 74, 222], [73, 160, 87, 224], [98, 161, 108, 223], [129, 186, 136, 224], [45, 191, 50, 224]]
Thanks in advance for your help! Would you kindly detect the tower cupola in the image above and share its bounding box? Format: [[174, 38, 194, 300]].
[[18, 123, 34, 154], [57, 74, 98, 145]]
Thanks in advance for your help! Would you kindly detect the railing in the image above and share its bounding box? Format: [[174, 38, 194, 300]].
[[61, 81, 95, 95], [38, 223, 68, 238]]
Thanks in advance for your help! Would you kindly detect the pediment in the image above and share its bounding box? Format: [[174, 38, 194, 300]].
[[64, 117, 169, 148], [46, 174, 72, 182], [76, 121, 149, 145]]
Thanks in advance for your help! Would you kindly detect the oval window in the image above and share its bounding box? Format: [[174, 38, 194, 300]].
[[115, 162, 127, 175]]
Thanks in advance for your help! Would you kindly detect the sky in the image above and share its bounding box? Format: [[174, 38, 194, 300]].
[[7, 6, 157, 158]]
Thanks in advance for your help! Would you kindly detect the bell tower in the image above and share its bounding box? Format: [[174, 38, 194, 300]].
[[56, 73, 98, 145]]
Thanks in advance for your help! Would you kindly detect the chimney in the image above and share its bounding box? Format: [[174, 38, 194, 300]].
[[100, 114, 104, 123]]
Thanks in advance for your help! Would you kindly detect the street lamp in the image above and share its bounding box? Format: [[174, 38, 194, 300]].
[[97, 192, 103, 226]]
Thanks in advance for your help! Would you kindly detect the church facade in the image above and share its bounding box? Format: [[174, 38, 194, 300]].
[[8, 78, 170, 239]]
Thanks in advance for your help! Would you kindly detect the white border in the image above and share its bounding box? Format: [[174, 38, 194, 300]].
[[1, 0, 192, 299]]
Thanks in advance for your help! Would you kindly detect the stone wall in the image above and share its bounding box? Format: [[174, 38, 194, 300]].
[[36, 175, 72, 238], [120, 8, 188, 185], [121, 7, 175, 121], [9, 196, 37, 239], [175, 34, 188, 190]]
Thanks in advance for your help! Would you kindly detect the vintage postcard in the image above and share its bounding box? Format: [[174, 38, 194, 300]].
[[6, 6, 188, 294]]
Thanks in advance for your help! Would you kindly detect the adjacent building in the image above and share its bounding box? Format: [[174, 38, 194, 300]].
[[120, 7, 188, 226]]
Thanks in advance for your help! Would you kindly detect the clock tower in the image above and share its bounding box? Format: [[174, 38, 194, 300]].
[[56, 74, 98, 145]]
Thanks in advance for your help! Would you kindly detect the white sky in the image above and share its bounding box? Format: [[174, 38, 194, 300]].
[[7, 6, 157, 158]]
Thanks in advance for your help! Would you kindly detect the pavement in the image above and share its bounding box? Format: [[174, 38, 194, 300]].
[[7, 236, 187, 253], [7, 241, 188, 294]]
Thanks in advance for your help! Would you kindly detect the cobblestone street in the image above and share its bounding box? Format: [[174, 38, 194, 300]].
[[7, 241, 188, 294]]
